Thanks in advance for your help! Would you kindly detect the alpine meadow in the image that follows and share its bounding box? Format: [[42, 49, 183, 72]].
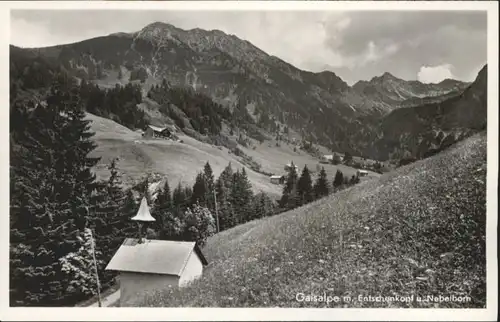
[[7, 8, 491, 311]]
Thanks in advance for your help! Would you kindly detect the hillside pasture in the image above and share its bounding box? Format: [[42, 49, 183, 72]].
[[86, 113, 281, 197], [135, 132, 486, 308], [86, 112, 376, 198], [239, 138, 380, 182]]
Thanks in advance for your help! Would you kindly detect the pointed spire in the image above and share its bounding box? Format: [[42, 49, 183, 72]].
[[131, 197, 156, 222]]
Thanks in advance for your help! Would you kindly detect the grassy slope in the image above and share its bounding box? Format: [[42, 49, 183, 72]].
[[86, 112, 375, 198], [136, 132, 486, 308], [86, 113, 280, 197], [239, 138, 378, 181]]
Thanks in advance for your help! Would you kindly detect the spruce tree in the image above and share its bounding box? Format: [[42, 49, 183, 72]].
[[203, 162, 215, 211], [280, 162, 299, 210], [101, 158, 126, 248], [184, 186, 193, 203], [252, 192, 275, 220], [191, 172, 207, 206], [333, 169, 344, 191], [313, 167, 330, 199], [238, 168, 253, 222], [172, 183, 187, 212], [10, 75, 100, 306], [90, 158, 127, 287], [153, 179, 184, 240], [58, 228, 104, 299], [215, 163, 235, 231], [297, 165, 314, 206], [230, 168, 253, 224]]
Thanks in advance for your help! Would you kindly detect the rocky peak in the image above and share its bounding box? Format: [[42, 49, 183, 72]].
[[372, 72, 400, 84], [315, 71, 350, 92], [135, 21, 268, 63]]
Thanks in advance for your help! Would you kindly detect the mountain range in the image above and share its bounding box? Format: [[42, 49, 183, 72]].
[[10, 21, 486, 161]]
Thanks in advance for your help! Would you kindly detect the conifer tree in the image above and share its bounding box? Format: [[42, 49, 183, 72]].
[[122, 189, 138, 221], [91, 158, 127, 287], [238, 168, 253, 221], [215, 163, 235, 230], [58, 228, 104, 299], [10, 75, 100, 306], [184, 186, 193, 203], [313, 167, 330, 199], [203, 162, 215, 211], [99, 158, 126, 244], [297, 165, 314, 206], [333, 169, 344, 191], [217, 162, 234, 193], [252, 192, 275, 220], [280, 162, 299, 210], [230, 168, 253, 224], [191, 172, 207, 206], [172, 183, 187, 212], [154, 180, 172, 211], [153, 179, 184, 239]]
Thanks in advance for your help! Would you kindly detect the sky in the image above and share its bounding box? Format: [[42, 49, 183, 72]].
[[10, 10, 487, 85]]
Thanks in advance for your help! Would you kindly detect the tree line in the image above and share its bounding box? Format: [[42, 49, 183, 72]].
[[142, 160, 275, 244], [78, 79, 146, 130], [147, 80, 231, 136], [279, 162, 361, 212]]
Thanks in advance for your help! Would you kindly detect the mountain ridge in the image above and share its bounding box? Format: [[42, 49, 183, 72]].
[[9, 21, 485, 161]]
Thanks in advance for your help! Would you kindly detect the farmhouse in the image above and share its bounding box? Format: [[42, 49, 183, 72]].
[[284, 163, 299, 172], [357, 169, 369, 177], [321, 154, 334, 164], [105, 238, 208, 306], [270, 175, 285, 185], [142, 125, 173, 139]]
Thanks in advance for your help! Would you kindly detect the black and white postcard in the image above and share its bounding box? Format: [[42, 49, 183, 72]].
[[1, 1, 498, 321]]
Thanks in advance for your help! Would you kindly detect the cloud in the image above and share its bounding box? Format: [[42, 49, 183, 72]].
[[10, 10, 487, 84], [10, 17, 56, 48], [417, 64, 455, 84], [322, 11, 487, 84]]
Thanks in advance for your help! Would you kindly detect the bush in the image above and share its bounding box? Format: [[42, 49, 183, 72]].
[[398, 156, 417, 167]]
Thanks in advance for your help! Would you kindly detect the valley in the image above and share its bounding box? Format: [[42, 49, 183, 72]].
[[87, 112, 380, 200]]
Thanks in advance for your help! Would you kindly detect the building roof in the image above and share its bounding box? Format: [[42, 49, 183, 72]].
[[357, 169, 369, 173], [147, 125, 167, 132], [270, 175, 284, 179], [105, 238, 208, 276]]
